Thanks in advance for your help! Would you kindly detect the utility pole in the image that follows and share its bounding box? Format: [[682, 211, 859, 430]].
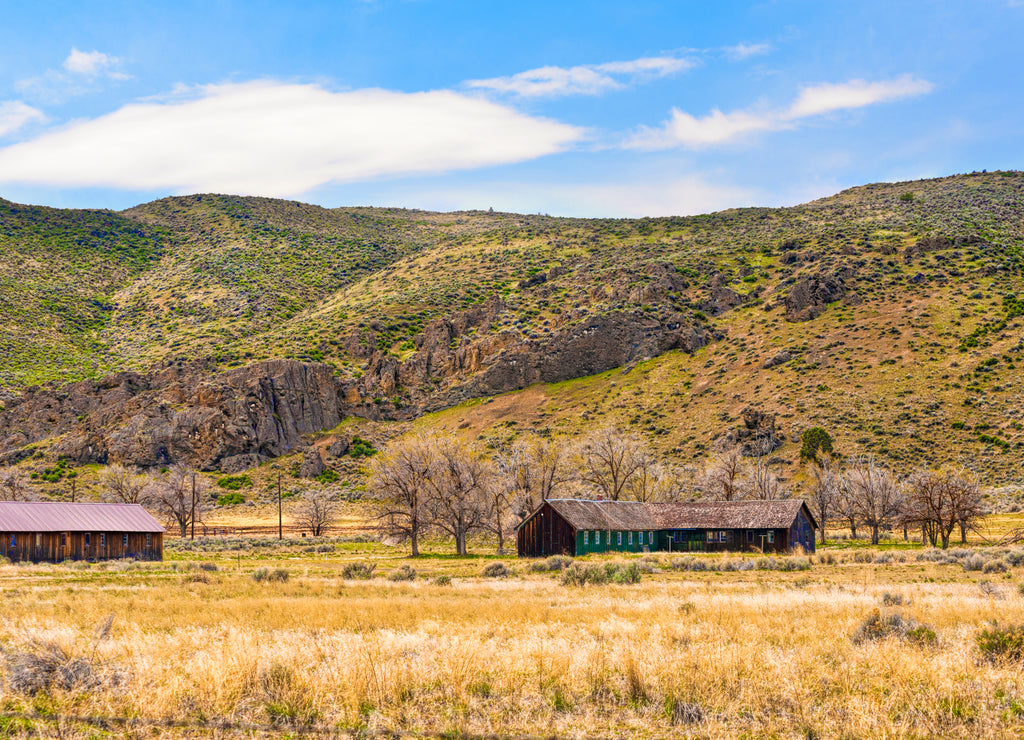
[[190, 472, 196, 540], [69, 477, 77, 503], [277, 470, 283, 540]]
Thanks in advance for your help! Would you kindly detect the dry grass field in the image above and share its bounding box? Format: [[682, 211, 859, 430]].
[[3, 534, 1024, 738]]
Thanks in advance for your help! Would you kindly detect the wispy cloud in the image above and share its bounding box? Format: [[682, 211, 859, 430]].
[[0, 80, 584, 196], [63, 48, 130, 79], [16, 47, 130, 103], [465, 55, 694, 98], [628, 75, 933, 150], [722, 42, 772, 61], [0, 101, 45, 138]]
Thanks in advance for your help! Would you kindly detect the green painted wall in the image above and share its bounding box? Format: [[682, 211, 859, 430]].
[[575, 529, 657, 555]]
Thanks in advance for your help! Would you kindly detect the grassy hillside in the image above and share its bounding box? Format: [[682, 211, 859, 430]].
[[1, 171, 1023, 479]]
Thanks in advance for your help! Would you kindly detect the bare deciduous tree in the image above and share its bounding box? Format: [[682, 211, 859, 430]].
[[745, 448, 789, 501], [425, 436, 489, 556], [0, 468, 35, 501], [145, 466, 210, 538], [99, 464, 149, 505], [576, 425, 646, 501], [808, 457, 841, 544], [296, 489, 338, 537], [367, 434, 433, 556], [702, 448, 744, 501], [625, 456, 686, 502], [845, 457, 902, 545], [492, 434, 570, 510], [903, 467, 984, 549]]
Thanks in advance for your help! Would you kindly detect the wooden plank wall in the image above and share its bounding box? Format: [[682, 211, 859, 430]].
[[1, 531, 163, 562]]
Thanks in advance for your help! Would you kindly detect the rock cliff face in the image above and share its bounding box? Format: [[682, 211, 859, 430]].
[[0, 303, 714, 471]]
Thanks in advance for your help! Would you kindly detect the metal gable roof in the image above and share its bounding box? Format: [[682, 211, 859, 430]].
[[536, 498, 815, 531], [0, 501, 166, 533]]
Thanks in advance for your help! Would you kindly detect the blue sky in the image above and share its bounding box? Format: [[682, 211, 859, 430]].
[[0, 0, 1021, 216]]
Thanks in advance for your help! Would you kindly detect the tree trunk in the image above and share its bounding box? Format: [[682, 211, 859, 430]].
[[959, 521, 967, 544], [941, 532, 949, 549], [179, 520, 188, 538], [410, 524, 419, 557], [849, 518, 857, 539], [496, 527, 505, 555], [871, 524, 880, 545], [902, 524, 908, 541]]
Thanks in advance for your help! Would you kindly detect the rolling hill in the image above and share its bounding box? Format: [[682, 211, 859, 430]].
[[1, 171, 1022, 485]]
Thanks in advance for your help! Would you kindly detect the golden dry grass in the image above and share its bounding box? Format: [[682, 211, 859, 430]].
[[2, 546, 1024, 738]]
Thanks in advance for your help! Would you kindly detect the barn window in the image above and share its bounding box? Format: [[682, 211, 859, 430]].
[[767, 531, 775, 544], [35, 533, 41, 547], [8, 534, 13, 547], [84, 533, 91, 548], [638, 531, 644, 545], [146, 534, 152, 548], [61, 533, 67, 547], [747, 531, 753, 543], [606, 530, 610, 545], [100, 534, 106, 547], [628, 532, 633, 545], [706, 531, 714, 542], [649, 531, 654, 545], [583, 530, 589, 545], [617, 532, 622, 545], [123, 534, 128, 547], [719, 531, 727, 542]]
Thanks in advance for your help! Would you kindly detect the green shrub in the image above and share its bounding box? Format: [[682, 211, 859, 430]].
[[340, 562, 376, 580], [529, 555, 574, 572], [561, 562, 642, 586], [387, 565, 416, 582], [482, 562, 510, 578], [349, 436, 377, 458], [432, 574, 452, 586], [315, 469, 340, 484], [216, 491, 245, 506], [253, 568, 289, 583], [977, 624, 1024, 662], [853, 608, 935, 645], [217, 474, 252, 490]]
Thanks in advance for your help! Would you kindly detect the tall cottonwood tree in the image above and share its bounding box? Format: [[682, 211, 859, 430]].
[[425, 436, 489, 556], [576, 425, 646, 501], [296, 489, 338, 537], [145, 465, 209, 538], [367, 434, 433, 556], [845, 457, 902, 545], [903, 467, 984, 548], [702, 448, 745, 501], [492, 434, 570, 510], [99, 464, 150, 505], [807, 457, 842, 544]]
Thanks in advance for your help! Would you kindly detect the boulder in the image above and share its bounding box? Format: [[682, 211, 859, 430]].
[[299, 447, 326, 478]]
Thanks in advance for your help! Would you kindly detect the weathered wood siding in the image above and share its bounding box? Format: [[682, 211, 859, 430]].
[[516, 503, 576, 557], [1, 531, 163, 562]]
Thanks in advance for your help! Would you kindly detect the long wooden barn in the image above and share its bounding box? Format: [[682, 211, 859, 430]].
[[516, 499, 817, 557], [0, 501, 165, 563]]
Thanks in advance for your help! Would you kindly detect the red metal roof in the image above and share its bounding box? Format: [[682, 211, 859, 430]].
[[0, 501, 165, 533]]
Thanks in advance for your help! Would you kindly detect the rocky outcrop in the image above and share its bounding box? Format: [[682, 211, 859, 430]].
[[0, 359, 346, 470], [299, 447, 326, 478], [784, 273, 848, 322], [0, 299, 716, 470]]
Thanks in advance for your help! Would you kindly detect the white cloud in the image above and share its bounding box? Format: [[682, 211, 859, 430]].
[[465, 55, 693, 98], [0, 101, 45, 138], [787, 76, 934, 118], [628, 75, 933, 150], [723, 42, 772, 61], [0, 80, 584, 196], [64, 48, 122, 77]]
